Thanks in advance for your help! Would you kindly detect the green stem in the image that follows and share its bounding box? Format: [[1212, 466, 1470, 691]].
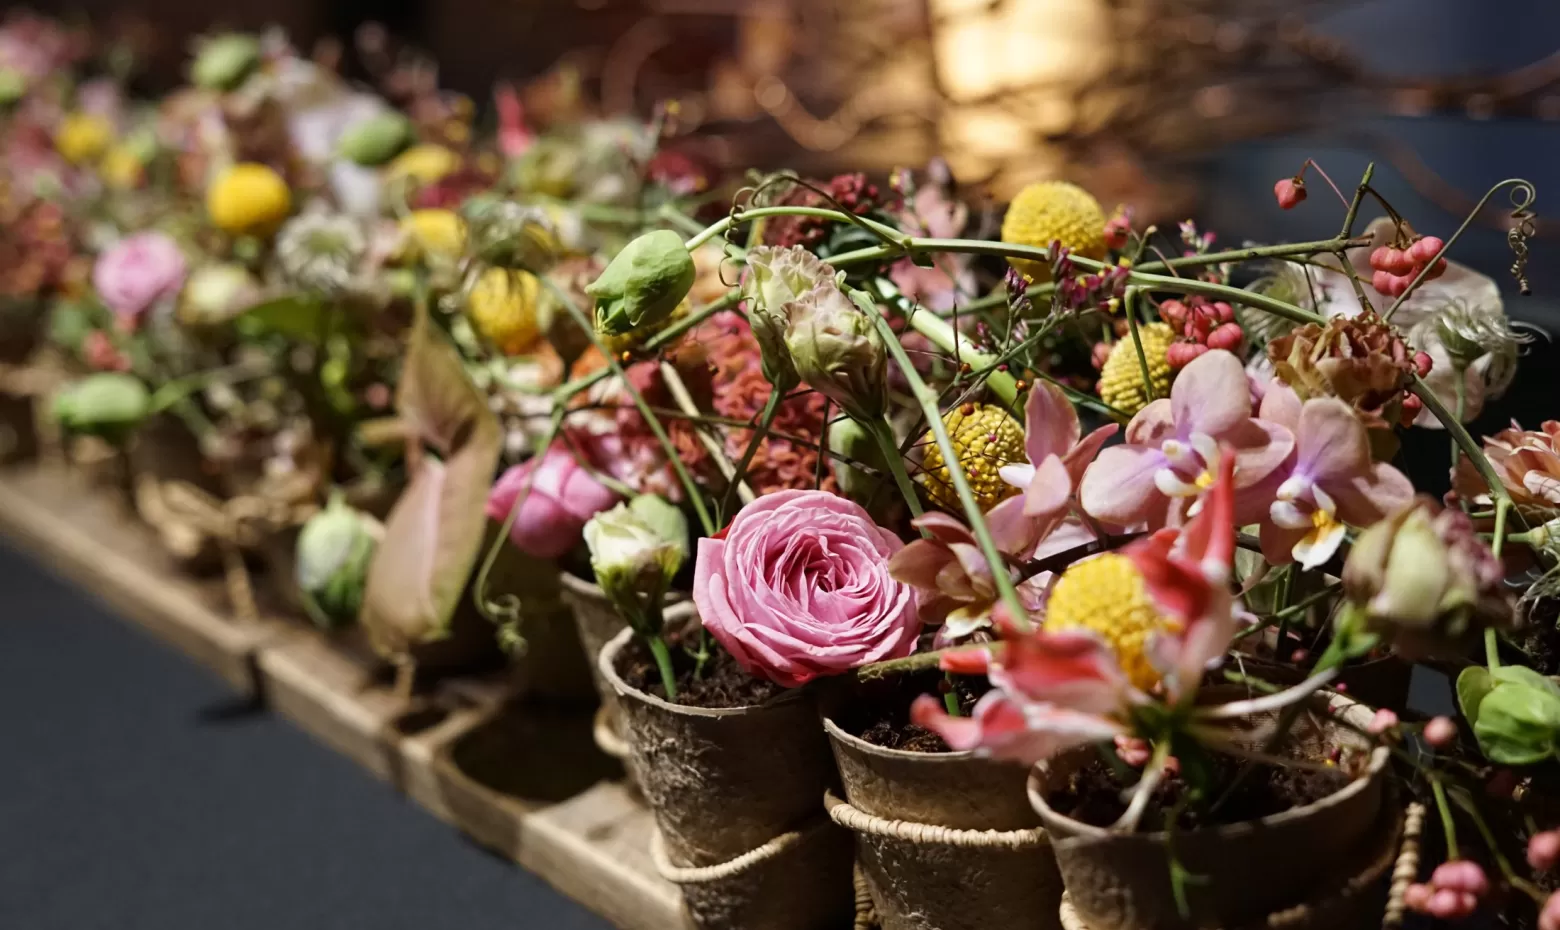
[[943, 675, 962, 717], [1130, 236, 1373, 276], [686, 206, 908, 251], [1431, 777, 1460, 860], [868, 416, 925, 521], [647, 633, 679, 701], [1123, 287, 1156, 404], [869, 310, 1030, 628], [895, 302, 1020, 408], [1384, 178, 1536, 322], [1410, 374, 1511, 515], [1339, 163, 1374, 239]]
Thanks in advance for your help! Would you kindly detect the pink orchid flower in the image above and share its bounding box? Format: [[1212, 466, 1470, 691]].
[[888, 511, 1045, 642], [1255, 385, 1414, 569], [911, 454, 1244, 765], [1080, 348, 1293, 529], [986, 381, 1117, 555]]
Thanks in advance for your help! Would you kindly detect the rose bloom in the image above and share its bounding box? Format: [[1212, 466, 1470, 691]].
[[487, 446, 619, 560], [92, 232, 188, 328], [694, 489, 920, 687]]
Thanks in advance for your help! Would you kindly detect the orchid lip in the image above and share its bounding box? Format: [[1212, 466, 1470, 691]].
[[1155, 467, 1201, 498]]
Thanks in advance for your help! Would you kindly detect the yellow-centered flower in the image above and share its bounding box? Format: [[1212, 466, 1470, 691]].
[[1000, 180, 1107, 280], [1044, 553, 1179, 692], [55, 113, 113, 165], [206, 163, 291, 236], [468, 267, 542, 356], [1098, 322, 1174, 416], [919, 403, 1025, 513]]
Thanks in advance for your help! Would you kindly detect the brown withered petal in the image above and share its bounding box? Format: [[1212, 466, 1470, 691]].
[[1268, 312, 1414, 435]]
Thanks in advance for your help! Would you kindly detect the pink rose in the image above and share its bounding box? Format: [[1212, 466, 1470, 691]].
[[486, 446, 619, 560], [693, 489, 919, 687], [92, 232, 187, 327]]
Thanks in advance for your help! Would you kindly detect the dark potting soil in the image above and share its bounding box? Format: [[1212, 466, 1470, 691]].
[[617, 631, 786, 709], [1046, 752, 1351, 831], [834, 669, 987, 753], [1517, 598, 1560, 675]]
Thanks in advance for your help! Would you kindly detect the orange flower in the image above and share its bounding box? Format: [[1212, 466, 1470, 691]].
[[1455, 420, 1560, 517]]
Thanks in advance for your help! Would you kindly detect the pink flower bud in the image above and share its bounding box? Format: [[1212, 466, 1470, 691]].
[[1207, 322, 1243, 352], [1541, 891, 1560, 930], [1159, 299, 1188, 327], [1530, 831, 1560, 871], [1103, 215, 1131, 251], [1166, 341, 1209, 370], [1274, 177, 1307, 210], [1367, 708, 1399, 734], [1413, 351, 1433, 378], [1424, 716, 1458, 748]]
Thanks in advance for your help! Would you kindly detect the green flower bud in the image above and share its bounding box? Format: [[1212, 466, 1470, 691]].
[[0, 68, 27, 106], [826, 416, 886, 506], [52, 373, 151, 443], [784, 282, 888, 423], [336, 112, 413, 167], [295, 494, 382, 630], [586, 230, 695, 337], [178, 263, 261, 327], [628, 494, 689, 565], [190, 34, 261, 91], [583, 503, 683, 633]]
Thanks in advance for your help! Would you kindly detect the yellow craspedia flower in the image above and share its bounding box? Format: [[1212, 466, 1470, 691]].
[[919, 403, 1025, 513], [1098, 322, 1174, 416], [385, 144, 459, 186], [1045, 553, 1179, 692], [468, 267, 542, 356], [206, 163, 291, 236], [1000, 180, 1107, 280], [99, 145, 145, 190], [599, 296, 690, 356], [399, 209, 466, 262], [55, 113, 113, 165]]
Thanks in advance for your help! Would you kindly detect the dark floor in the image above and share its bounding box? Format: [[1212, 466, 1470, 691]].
[[0, 538, 612, 930]]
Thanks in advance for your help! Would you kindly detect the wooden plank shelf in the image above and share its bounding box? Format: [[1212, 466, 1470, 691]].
[[0, 461, 687, 930]]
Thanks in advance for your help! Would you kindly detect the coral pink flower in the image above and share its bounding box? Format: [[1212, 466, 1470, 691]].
[[912, 455, 1247, 764], [693, 489, 919, 687], [985, 381, 1117, 555], [92, 232, 187, 329], [1254, 385, 1413, 568], [486, 446, 620, 560], [1080, 349, 1292, 529], [888, 511, 1045, 640]]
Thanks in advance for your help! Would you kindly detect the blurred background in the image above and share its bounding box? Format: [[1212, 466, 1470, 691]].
[[17, 0, 1560, 487]]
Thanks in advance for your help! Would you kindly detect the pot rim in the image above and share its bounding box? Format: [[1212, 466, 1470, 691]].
[[821, 714, 982, 765], [598, 625, 810, 718], [1026, 693, 1389, 844]]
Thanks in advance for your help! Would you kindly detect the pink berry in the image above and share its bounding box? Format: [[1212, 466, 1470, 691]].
[[1159, 299, 1188, 327], [1369, 246, 1392, 272], [1425, 716, 1458, 748], [1367, 708, 1399, 735], [1274, 177, 1306, 210], [1428, 888, 1464, 919], [1207, 322, 1243, 352], [1409, 236, 1445, 264], [1385, 247, 1415, 275], [1413, 351, 1433, 378], [1091, 341, 1112, 371], [1103, 216, 1131, 251], [1386, 273, 1414, 298], [1372, 270, 1395, 295], [1530, 831, 1560, 871], [1433, 861, 1488, 897], [1213, 301, 1234, 323], [1290, 648, 1310, 664], [1166, 341, 1209, 370], [1334, 681, 1348, 693], [1404, 884, 1432, 912], [1541, 891, 1560, 930], [1426, 256, 1448, 280]]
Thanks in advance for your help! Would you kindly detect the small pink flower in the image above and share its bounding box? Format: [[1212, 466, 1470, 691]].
[[1254, 386, 1413, 568], [92, 232, 187, 328], [1366, 708, 1399, 735], [694, 490, 919, 687], [1103, 213, 1131, 251], [1530, 831, 1560, 871], [487, 446, 620, 560], [1080, 349, 1293, 530], [1543, 892, 1560, 930], [1114, 735, 1152, 766], [1405, 861, 1486, 921], [984, 381, 1117, 556], [1424, 716, 1458, 748], [1274, 177, 1306, 210]]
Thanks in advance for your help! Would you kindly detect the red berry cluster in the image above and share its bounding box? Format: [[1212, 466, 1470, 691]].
[[1160, 297, 1243, 369], [1369, 236, 1446, 298]]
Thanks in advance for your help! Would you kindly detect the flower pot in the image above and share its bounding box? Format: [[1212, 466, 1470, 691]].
[[823, 715, 1063, 930], [599, 626, 854, 930], [1028, 694, 1391, 930], [1234, 631, 1412, 712]]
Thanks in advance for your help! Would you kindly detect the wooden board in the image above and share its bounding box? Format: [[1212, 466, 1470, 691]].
[[0, 462, 688, 930]]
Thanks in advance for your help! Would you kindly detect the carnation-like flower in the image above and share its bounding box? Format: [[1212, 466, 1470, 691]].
[[1000, 180, 1107, 280], [784, 279, 888, 423], [275, 212, 366, 295], [1255, 385, 1413, 568], [584, 501, 684, 625], [693, 489, 919, 687], [1081, 349, 1293, 529], [487, 446, 620, 560], [1453, 420, 1560, 518], [92, 232, 188, 328]]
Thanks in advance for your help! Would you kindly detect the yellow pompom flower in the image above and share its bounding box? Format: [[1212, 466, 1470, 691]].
[[919, 403, 1025, 513], [1098, 322, 1174, 416], [385, 144, 459, 187], [99, 145, 145, 190], [206, 163, 292, 236], [468, 267, 542, 356], [1000, 180, 1107, 280], [399, 209, 466, 262], [1044, 553, 1179, 692], [55, 113, 113, 165]]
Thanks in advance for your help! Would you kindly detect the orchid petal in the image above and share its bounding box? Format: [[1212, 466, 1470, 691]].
[[1023, 381, 1082, 465], [1270, 499, 1312, 530], [1080, 446, 1170, 526], [1294, 518, 1347, 569], [1024, 455, 1074, 517], [1257, 383, 1302, 431], [1172, 350, 1252, 438], [992, 629, 1127, 714], [1124, 399, 1175, 446], [999, 462, 1036, 491], [1296, 397, 1371, 482]]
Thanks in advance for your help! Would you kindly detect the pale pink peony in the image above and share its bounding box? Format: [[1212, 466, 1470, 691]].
[[693, 489, 920, 687], [487, 446, 620, 560], [92, 232, 188, 328]]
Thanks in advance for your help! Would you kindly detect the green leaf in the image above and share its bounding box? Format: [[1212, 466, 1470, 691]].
[[1472, 679, 1560, 766], [1492, 665, 1560, 699], [1457, 666, 1494, 723], [239, 295, 344, 344]]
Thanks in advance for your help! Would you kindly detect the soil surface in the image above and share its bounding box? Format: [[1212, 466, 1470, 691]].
[[833, 670, 987, 753], [617, 631, 785, 709], [1517, 597, 1560, 675], [1045, 752, 1351, 830]]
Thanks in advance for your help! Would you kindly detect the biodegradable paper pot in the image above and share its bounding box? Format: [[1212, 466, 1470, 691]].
[[560, 572, 630, 725], [823, 715, 1062, 930], [599, 627, 854, 930], [1028, 695, 1390, 930]]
